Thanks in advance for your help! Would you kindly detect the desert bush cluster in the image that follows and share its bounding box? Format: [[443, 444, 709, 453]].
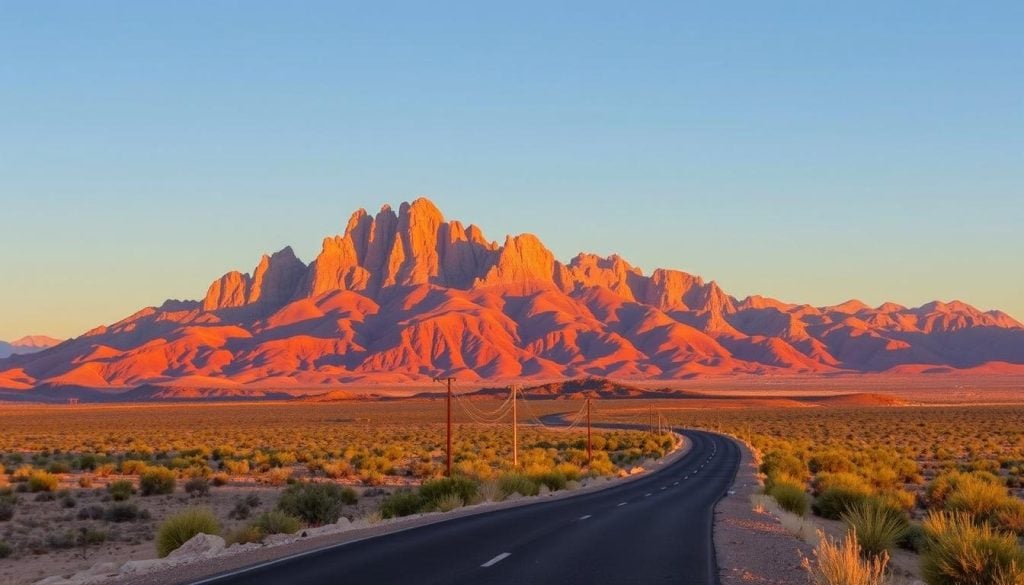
[[650, 404, 1024, 585], [0, 402, 665, 564]]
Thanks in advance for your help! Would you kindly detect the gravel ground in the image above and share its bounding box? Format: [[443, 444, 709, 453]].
[[715, 437, 812, 585], [97, 435, 693, 585]]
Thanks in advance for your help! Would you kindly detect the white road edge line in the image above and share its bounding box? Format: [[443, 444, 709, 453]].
[[482, 553, 512, 568]]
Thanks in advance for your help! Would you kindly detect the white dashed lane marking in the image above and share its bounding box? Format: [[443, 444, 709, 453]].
[[482, 553, 511, 568], [579, 515, 592, 521]]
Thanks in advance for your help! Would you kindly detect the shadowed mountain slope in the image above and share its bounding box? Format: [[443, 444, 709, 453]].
[[2, 198, 1022, 392]]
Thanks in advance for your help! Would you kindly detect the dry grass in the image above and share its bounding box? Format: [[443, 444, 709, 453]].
[[802, 530, 890, 585]]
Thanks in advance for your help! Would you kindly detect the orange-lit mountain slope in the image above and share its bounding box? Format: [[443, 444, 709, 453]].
[[2, 198, 1022, 392]]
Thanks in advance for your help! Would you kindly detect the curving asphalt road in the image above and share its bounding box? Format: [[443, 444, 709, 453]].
[[193, 429, 740, 585]]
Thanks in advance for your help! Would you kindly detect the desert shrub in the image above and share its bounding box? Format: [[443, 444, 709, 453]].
[[223, 459, 250, 476], [28, 471, 59, 493], [921, 511, 1024, 585], [227, 524, 264, 545], [477, 480, 503, 503], [210, 472, 230, 487], [61, 494, 77, 508], [121, 460, 148, 475], [0, 540, 10, 558], [156, 508, 220, 558], [812, 473, 874, 520], [802, 531, 888, 585], [78, 505, 104, 520], [0, 500, 13, 521], [46, 527, 107, 550], [994, 499, 1024, 535], [253, 510, 301, 535], [322, 461, 351, 479], [277, 482, 354, 525], [531, 471, 567, 492], [761, 450, 807, 481], [498, 472, 539, 498], [925, 471, 1002, 508], [185, 477, 210, 498], [840, 499, 909, 558], [262, 467, 293, 486], [419, 477, 478, 510], [140, 467, 176, 496], [46, 460, 71, 474], [104, 503, 147, 523], [108, 480, 135, 501], [436, 493, 464, 512], [767, 477, 810, 517], [229, 495, 261, 520], [76, 453, 98, 471], [899, 522, 928, 553], [380, 490, 424, 519], [945, 478, 1012, 521]]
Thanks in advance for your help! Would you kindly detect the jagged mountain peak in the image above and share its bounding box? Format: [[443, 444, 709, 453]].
[[3, 197, 1022, 392]]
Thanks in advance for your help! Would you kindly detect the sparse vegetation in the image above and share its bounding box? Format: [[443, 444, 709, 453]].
[[276, 482, 355, 526], [156, 508, 220, 558]]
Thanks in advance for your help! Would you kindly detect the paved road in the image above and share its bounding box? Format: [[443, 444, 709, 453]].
[[195, 429, 740, 585]]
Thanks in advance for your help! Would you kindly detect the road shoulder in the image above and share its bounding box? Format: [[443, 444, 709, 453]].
[[714, 436, 812, 585]]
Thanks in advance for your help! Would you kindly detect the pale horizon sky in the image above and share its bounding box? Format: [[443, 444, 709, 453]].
[[2, 2, 1022, 340]]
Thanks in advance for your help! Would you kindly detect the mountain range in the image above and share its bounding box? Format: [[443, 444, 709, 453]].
[[2, 197, 1022, 396], [0, 336, 63, 360]]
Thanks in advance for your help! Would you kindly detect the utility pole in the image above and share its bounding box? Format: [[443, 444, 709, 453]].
[[586, 397, 593, 465], [509, 384, 521, 468], [434, 376, 456, 477]]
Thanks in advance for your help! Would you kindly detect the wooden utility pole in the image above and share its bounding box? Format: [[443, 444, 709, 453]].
[[586, 398, 593, 465], [435, 377, 456, 477], [509, 385, 521, 468]]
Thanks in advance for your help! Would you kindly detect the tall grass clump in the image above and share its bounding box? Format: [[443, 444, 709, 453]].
[[156, 508, 220, 558], [920, 511, 1024, 585], [498, 472, 539, 498], [802, 531, 889, 585], [767, 476, 810, 517], [253, 510, 301, 535], [841, 499, 909, 558], [419, 477, 478, 510]]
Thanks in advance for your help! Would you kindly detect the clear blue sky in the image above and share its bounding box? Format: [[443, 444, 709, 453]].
[[1, 1, 1022, 340]]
